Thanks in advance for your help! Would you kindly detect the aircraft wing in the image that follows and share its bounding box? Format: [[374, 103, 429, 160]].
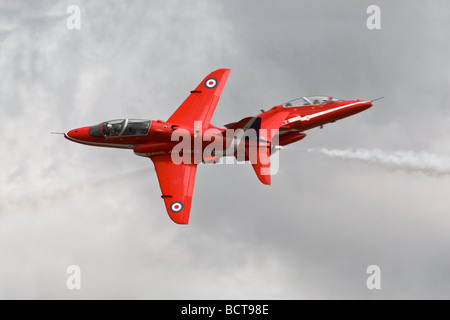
[[167, 69, 231, 129], [150, 155, 197, 224]]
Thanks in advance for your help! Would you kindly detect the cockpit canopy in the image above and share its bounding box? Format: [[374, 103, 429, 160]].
[[284, 96, 342, 107], [89, 119, 151, 138]]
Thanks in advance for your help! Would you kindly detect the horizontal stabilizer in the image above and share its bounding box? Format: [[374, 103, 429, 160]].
[[228, 108, 291, 185], [250, 107, 291, 185], [251, 145, 271, 185]]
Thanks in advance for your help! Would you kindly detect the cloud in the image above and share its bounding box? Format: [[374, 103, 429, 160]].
[[1, 0, 450, 299]]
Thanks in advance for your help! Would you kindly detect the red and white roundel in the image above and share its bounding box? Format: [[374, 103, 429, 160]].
[[170, 201, 184, 213], [204, 78, 218, 89]]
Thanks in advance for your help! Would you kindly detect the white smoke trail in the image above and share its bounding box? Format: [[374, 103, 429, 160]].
[[0, 167, 154, 208], [307, 148, 450, 176]]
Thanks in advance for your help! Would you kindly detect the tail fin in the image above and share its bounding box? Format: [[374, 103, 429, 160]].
[[250, 108, 290, 185], [229, 106, 291, 185]]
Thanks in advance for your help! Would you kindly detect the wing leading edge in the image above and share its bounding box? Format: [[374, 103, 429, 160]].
[[151, 155, 197, 224], [167, 68, 230, 128], [152, 69, 230, 224]]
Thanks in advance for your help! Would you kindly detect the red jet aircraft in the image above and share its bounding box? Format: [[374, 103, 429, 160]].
[[63, 69, 372, 224]]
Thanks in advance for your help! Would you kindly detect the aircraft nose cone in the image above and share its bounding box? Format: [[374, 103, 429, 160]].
[[66, 129, 77, 138], [358, 101, 372, 111], [65, 127, 90, 141], [66, 128, 83, 139]]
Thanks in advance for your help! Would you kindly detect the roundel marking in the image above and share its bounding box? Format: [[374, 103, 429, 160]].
[[170, 201, 184, 213], [204, 78, 218, 89]]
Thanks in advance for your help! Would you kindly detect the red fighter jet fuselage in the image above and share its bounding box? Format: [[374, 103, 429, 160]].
[[63, 69, 373, 224]]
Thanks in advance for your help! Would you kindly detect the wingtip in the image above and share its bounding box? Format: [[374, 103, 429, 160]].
[[170, 214, 190, 225], [163, 197, 192, 225], [211, 68, 231, 76]]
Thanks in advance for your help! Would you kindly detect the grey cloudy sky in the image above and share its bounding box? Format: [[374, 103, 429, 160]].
[[1, 0, 450, 299]]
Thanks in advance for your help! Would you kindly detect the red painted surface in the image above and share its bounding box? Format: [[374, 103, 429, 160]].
[[64, 70, 372, 224]]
